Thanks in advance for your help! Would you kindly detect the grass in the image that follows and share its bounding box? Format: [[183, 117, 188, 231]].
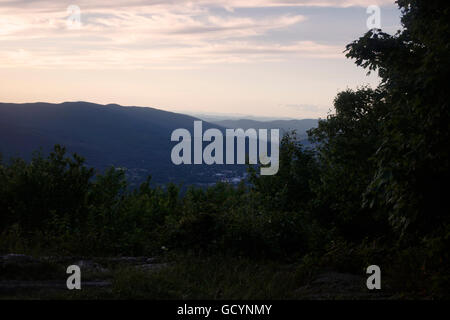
[[111, 255, 312, 300]]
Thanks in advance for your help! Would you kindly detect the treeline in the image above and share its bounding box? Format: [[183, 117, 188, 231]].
[[0, 0, 448, 297]]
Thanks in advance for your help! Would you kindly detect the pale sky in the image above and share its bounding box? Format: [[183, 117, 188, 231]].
[[0, 0, 401, 118]]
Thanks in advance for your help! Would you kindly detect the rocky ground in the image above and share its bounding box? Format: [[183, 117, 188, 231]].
[[0, 254, 167, 298], [0, 253, 392, 300], [294, 271, 391, 300]]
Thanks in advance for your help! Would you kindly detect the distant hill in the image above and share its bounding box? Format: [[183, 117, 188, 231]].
[[190, 113, 295, 122], [0, 102, 246, 186], [211, 118, 318, 141]]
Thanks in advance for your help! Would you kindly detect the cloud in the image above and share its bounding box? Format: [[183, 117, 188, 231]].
[[0, 0, 396, 10], [0, 39, 343, 70], [0, 0, 388, 69]]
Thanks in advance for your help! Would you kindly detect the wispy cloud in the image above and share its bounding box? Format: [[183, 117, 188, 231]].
[[0, 0, 394, 69], [0, 0, 396, 10]]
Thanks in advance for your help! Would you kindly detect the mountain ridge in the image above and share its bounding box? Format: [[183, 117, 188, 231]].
[[0, 101, 318, 186]]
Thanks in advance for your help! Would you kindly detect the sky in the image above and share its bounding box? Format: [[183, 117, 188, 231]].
[[0, 0, 402, 119]]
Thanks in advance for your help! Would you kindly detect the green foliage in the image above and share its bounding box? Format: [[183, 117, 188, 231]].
[[249, 131, 319, 212], [345, 0, 450, 238], [308, 87, 390, 241], [0, 140, 319, 259], [0, 145, 93, 233]]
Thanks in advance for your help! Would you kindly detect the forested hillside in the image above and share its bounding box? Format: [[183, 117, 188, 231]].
[[0, 101, 246, 186]]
